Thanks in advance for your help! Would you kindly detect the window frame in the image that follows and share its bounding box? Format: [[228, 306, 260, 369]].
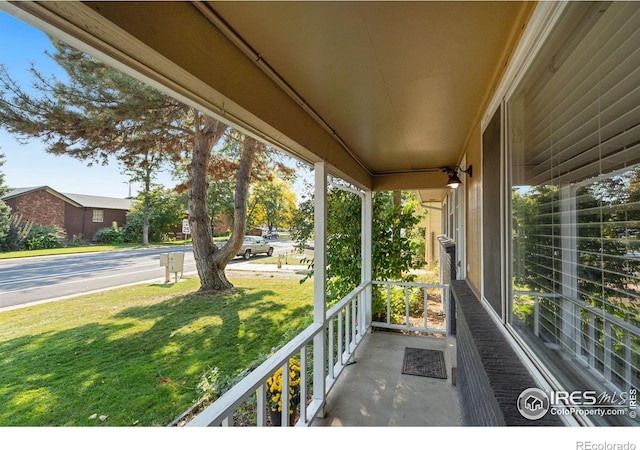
[[92, 209, 104, 223]]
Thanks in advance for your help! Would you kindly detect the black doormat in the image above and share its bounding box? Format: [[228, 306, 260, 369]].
[[402, 347, 447, 379]]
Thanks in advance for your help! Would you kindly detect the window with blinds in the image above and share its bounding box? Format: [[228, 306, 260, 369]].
[[507, 2, 639, 424]]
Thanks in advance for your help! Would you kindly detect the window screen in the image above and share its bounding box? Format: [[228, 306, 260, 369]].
[[483, 106, 503, 315]]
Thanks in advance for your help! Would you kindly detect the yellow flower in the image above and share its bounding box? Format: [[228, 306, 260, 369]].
[[264, 356, 302, 412]]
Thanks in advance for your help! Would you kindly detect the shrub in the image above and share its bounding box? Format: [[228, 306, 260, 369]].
[[120, 218, 142, 243], [66, 234, 86, 247], [372, 285, 407, 324], [0, 200, 10, 244], [371, 283, 429, 324], [0, 213, 33, 251], [24, 224, 66, 250], [93, 223, 124, 244]]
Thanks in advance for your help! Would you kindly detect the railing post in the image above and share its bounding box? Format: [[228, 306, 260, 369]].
[[404, 286, 410, 328], [351, 296, 357, 344], [564, 300, 578, 353], [257, 383, 266, 426], [423, 287, 428, 330], [358, 290, 365, 336], [338, 311, 343, 366], [624, 331, 632, 391], [386, 284, 391, 325], [604, 321, 612, 384], [534, 296, 540, 338], [345, 306, 351, 361], [281, 359, 290, 427], [300, 346, 307, 424], [588, 311, 596, 369], [328, 319, 335, 380], [444, 285, 450, 334]]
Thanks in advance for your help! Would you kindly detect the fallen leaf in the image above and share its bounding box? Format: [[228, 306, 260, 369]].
[[88, 413, 97, 420], [99, 415, 108, 421]]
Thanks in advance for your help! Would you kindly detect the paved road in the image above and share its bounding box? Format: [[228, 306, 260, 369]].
[[0, 239, 296, 310]]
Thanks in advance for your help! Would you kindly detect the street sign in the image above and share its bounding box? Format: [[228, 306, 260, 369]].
[[182, 218, 190, 235]]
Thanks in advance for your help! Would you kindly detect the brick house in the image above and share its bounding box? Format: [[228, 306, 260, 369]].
[[2, 186, 132, 241]]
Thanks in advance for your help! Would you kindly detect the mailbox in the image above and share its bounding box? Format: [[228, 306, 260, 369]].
[[160, 253, 169, 267], [160, 252, 185, 283], [168, 252, 184, 272]]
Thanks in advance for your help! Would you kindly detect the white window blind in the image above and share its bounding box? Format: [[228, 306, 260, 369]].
[[508, 2, 640, 416], [518, 2, 640, 187]]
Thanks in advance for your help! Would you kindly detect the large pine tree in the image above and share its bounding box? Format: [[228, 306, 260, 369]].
[[0, 39, 272, 291]]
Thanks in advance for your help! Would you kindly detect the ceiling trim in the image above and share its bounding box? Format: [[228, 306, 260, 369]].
[[193, 1, 372, 179]]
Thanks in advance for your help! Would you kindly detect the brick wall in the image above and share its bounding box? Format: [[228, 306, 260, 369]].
[[213, 213, 231, 236], [452, 280, 563, 426], [4, 190, 130, 242], [5, 190, 65, 230], [65, 205, 128, 241]]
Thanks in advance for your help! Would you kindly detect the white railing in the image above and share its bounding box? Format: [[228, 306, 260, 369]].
[[187, 282, 369, 427], [187, 279, 451, 427], [371, 280, 450, 335], [515, 290, 640, 392], [325, 283, 368, 393]]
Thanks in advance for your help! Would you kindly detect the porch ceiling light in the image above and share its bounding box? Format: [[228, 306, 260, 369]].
[[443, 165, 472, 189]]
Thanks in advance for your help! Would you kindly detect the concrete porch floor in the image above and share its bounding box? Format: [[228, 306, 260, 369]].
[[312, 330, 462, 426]]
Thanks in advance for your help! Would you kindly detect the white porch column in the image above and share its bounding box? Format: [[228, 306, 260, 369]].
[[313, 161, 327, 412], [362, 190, 373, 329]]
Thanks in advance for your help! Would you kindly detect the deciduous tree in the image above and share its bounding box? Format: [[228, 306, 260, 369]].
[[123, 186, 187, 243], [292, 187, 424, 302], [247, 178, 297, 232]]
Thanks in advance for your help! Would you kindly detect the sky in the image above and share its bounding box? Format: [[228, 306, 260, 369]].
[[0, 11, 308, 201], [0, 11, 175, 198]]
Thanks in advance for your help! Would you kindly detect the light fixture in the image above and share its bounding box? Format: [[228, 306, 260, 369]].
[[443, 165, 472, 189]]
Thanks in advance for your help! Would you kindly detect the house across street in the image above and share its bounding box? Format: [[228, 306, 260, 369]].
[[2, 185, 133, 241]]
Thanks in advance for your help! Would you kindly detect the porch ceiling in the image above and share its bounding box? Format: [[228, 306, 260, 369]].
[[4, 1, 531, 201]]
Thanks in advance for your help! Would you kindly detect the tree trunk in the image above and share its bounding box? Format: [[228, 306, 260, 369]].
[[188, 120, 222, 290], [198, 259, 234, 291], [142, 174, 151, 246], [187, 117, 259, 292]]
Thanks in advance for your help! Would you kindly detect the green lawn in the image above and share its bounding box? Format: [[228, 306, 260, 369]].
[[0, 276, 313, 426]]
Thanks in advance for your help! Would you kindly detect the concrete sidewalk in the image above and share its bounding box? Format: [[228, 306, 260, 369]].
[[227, 260, 310, 275]]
